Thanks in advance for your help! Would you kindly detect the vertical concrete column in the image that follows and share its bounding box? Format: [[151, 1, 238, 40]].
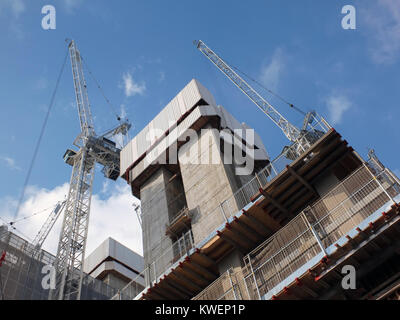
[[178, 124, 242, 245], [140, 167, 186, 281]]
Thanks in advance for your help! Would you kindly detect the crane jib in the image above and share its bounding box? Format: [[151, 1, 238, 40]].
[[195, 40, 301, 143]]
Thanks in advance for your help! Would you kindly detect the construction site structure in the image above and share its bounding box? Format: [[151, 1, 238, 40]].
[[0, 227, 122, 300], [50, 40, 131, 300], [114, 78, 400, 300]]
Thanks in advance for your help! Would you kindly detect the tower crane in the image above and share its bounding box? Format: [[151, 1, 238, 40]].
[[32, 200, 66, 251], [194, 40, 329, 158], [49, 40, 131, 300], [0, 200, 65, 254]]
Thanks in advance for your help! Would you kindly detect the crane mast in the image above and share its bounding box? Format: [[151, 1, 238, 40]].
[[50, 39, 96, 298], [194, 40, 328, 155], [50, 40, 130, 300]]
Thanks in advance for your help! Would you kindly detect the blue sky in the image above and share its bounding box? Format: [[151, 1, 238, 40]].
[[0, 0, 399, 255]]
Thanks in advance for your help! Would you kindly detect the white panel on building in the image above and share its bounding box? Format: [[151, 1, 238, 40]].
[[131, 137, 138, 165], [136, 126, 149, 158], [120, 141, 132, 175], [170, 98, 181, 122], [177, 92, 187, 115], [119, 79, 269, 176], [195, 79, 217, 107]]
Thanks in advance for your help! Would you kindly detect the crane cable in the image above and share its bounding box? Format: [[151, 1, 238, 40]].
[[1, 45, 68, 300], [81, 56, 122, 122], [12, 48, 69, 223], [0, 216, 34, 243], [9, 203, 59, 226], [222, 58, 307, 116]]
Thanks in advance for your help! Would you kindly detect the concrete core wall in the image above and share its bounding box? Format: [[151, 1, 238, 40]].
[[178, 124, 254, 244], [140, 167, 187, 270], [166, 173, 187, 223], [124, 80, 270, 282], [102, 273, 132, 291], [141, 168, 172, 268], [218, 249, 244, 275]]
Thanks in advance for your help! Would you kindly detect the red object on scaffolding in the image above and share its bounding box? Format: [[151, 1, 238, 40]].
[[0, 251, 6, 267]]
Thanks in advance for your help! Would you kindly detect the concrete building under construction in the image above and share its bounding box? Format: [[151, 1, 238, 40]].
[[1, 39, 398, 301], [113, 78, 400, 301]]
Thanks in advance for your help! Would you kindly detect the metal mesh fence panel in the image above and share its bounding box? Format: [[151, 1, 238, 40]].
[[243, 163, 400, 299], [0, 231, 119, 300]]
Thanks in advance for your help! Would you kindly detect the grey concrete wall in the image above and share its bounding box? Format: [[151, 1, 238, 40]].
[[166, 174, 187, 222], [313, 171, 340, 197], [178, 125, 251, 245], [141, 168, 174, 270], [103, 273, 130, 291], [140, 167, 188, 281], [217, 250, 249, 300], [218, 249, 243, 275]]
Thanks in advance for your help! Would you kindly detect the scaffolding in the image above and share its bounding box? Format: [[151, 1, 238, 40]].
[[0, 230, 120, 300], [115, 149, 400, 300], [193, 268, 249, 300], [190, 159, 400, 300], [242, 161, 400, 300]]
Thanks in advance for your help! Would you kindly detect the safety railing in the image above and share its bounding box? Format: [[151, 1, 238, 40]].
[[213, 115, 331, 230], [193, 268, 250, 300], [114, 116, 331, 300], [111, 275, 145, 300], [243, 163, 400, 300], [153, 229, 194, 280], [112, 229, 194, 300], [168, 207, 190, 227]]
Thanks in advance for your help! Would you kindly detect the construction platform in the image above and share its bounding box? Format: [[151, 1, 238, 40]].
[[114, 79, 400, 301]]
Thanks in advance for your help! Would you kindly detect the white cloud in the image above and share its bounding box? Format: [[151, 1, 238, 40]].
[[0, 155, 21, 171], [101, 180, 110, 194], [363, 0, 400, 64], [0, 184, 69, 246], [0, 181, 142, 259], [88, 182, 142, 256], [0, 0, 25, 18], [121, 72, 146, 97], [259, 48, 285, 91], [325, 95, 352, 125]]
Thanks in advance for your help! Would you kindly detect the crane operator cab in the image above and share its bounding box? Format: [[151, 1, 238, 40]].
[[63, 149, 77, 166]]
